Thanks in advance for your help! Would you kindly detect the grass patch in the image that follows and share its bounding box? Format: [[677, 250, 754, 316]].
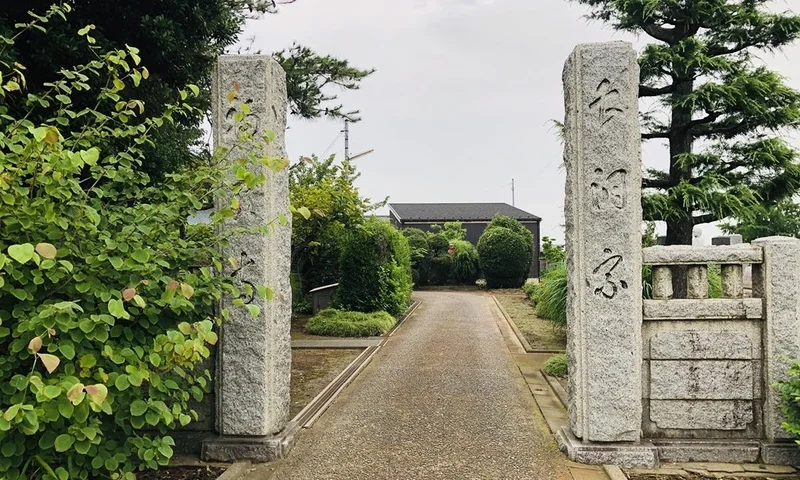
[[305, 309, 397, 337], [494, 293, 566, 351], [543, 353, 568, 378]]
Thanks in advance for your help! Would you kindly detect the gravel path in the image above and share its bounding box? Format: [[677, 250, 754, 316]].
[[269, 291, 571, 479]]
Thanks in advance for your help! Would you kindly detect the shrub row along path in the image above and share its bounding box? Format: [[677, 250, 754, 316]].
[[266, 290, 570, 479]]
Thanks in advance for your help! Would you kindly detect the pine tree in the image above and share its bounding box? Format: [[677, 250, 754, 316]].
[[572, 0, 800, 248]]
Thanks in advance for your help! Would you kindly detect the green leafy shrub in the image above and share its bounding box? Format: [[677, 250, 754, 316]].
[[543, 354, 568, 378], [776, 361, 800, 441], [533, 264, 568, 328], [451, 240, 479, 284], [486, 215, 534, 269], [438, 221, 467, 241], [429, 254, 453, 285], [540, 236, 565, 273], [305, 309, 396, 337], [334, 219, 412, 315], [477, 226, 531, 288], [402, 228, 429, 286], [522, 280, 539, 302], [0, 10, 286, 480]]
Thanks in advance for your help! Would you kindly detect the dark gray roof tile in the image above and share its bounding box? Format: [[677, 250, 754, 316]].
[[389, 203, 541, 222]]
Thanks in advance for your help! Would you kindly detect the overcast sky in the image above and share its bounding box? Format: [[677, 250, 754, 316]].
[[241, 0, 800, 244]]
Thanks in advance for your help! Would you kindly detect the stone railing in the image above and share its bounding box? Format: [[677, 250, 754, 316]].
[[643, 245, 764, 319]]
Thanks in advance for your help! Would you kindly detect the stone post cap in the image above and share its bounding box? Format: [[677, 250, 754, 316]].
[[752, 236, 800, 245]]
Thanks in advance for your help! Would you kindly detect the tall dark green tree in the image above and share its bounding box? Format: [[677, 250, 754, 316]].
[[0, 1, 373, 178], [572, 0, 800, 248]]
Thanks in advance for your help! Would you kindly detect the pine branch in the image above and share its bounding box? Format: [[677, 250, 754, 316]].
[[692, 213, 716, 225], [643, 131, 670, 140], [639, 84, 673, 97]]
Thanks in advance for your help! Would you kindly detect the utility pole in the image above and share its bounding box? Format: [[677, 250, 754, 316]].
[[342, 119, 350, 160], [512, 178, 515, 207]]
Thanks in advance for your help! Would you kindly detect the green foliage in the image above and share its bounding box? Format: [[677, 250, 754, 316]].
[[721, 199, 800, 242], [429, 254, 453, 286], [273, 44, 375, 122], [477, 217, 533, 288], [402, 228, 428, 285], [0, 2, 374, 180], [289, 155, 386, 298], [543, 354, 568, 378], [304, 309, 396, 337], [574, 0, 800, 245], [776, 360, 800, 442], [522, 280, 539, 301], [451, 240, 480, 284], [438, 222, 467, 241], [0, 13, 283, 479], [335, 219, 412, 316], [533, 265, 568, 328], [540, 236, 565, 273]]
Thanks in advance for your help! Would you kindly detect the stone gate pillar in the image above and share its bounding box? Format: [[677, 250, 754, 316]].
[[561, 42, 643, 443], [203, 55, 292, 461]]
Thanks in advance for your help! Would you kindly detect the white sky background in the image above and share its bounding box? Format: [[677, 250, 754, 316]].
[[241, 0, 800, 244]]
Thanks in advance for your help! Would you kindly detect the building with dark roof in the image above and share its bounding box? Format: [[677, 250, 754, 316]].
[[388, 202, 542, 278]]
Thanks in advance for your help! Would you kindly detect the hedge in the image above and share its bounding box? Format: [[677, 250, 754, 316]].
[[334, 219, 412, 315], [477, 226, 531, 288]]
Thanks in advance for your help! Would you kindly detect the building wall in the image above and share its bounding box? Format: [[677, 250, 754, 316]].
[[392, 216, 541, 278]]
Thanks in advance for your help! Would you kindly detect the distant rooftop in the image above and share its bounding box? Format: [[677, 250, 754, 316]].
[[389, 203, 541, 222]]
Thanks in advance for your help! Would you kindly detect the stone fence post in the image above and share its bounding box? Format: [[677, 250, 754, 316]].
[[752, 236, 800, 463], [203, 55, 292, 460], [562, 42, 643, 443]]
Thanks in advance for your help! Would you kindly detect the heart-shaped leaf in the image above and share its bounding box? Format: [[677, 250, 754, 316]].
[[35, 242, 57, 259], [84, 384, 107, 406], [38, 353, 60, 374], [67, 383, 85, 403], [166, 280, 179, 292], [8, 243, 34, 264], [54, 434, 74, 453], [180, 283, 194, 299], [28, 336, 42, 354], [122, 288, 136, 302]]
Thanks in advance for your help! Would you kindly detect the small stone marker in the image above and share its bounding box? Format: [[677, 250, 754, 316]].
[[562, 42, 642, 442], [211, 56, 291, 439]]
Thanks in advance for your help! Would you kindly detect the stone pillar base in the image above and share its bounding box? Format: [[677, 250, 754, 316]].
[[653, 439, 760, 464], [761, 442, 800, 466], [201, 422, 299, 462], [555, 426, 657, 468]]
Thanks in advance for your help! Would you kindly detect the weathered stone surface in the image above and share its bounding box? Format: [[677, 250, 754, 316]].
[[650, 400, 753, 430], [563, 42, 642, 442], [643, 245, 763, 265], [650, 360, 753, 400], [687, 266, 709, 299], [650, 331, 752, 360], [643, 298, 763, 320], [743, 463, 797, 473], [556, 427, 657, 468], [652, 266, 673, 300], [760, 442, 800, 466], [752, 236, 800, 442], [654, 440, 761, 464], [721, 264, 744, 298], [212, 55, 291, 437]]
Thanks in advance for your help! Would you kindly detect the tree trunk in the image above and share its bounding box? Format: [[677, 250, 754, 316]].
[[667, 76, 694, 297]]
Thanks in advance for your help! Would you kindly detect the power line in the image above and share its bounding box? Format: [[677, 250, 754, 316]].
[[320, 131, 343, 158]]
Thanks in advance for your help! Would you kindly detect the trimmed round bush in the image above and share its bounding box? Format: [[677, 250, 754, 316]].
[[486, 215, 534, 268], [334, 219, 412, 315], [305, 309, 397, 337], [477, 226, 531, 288]]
